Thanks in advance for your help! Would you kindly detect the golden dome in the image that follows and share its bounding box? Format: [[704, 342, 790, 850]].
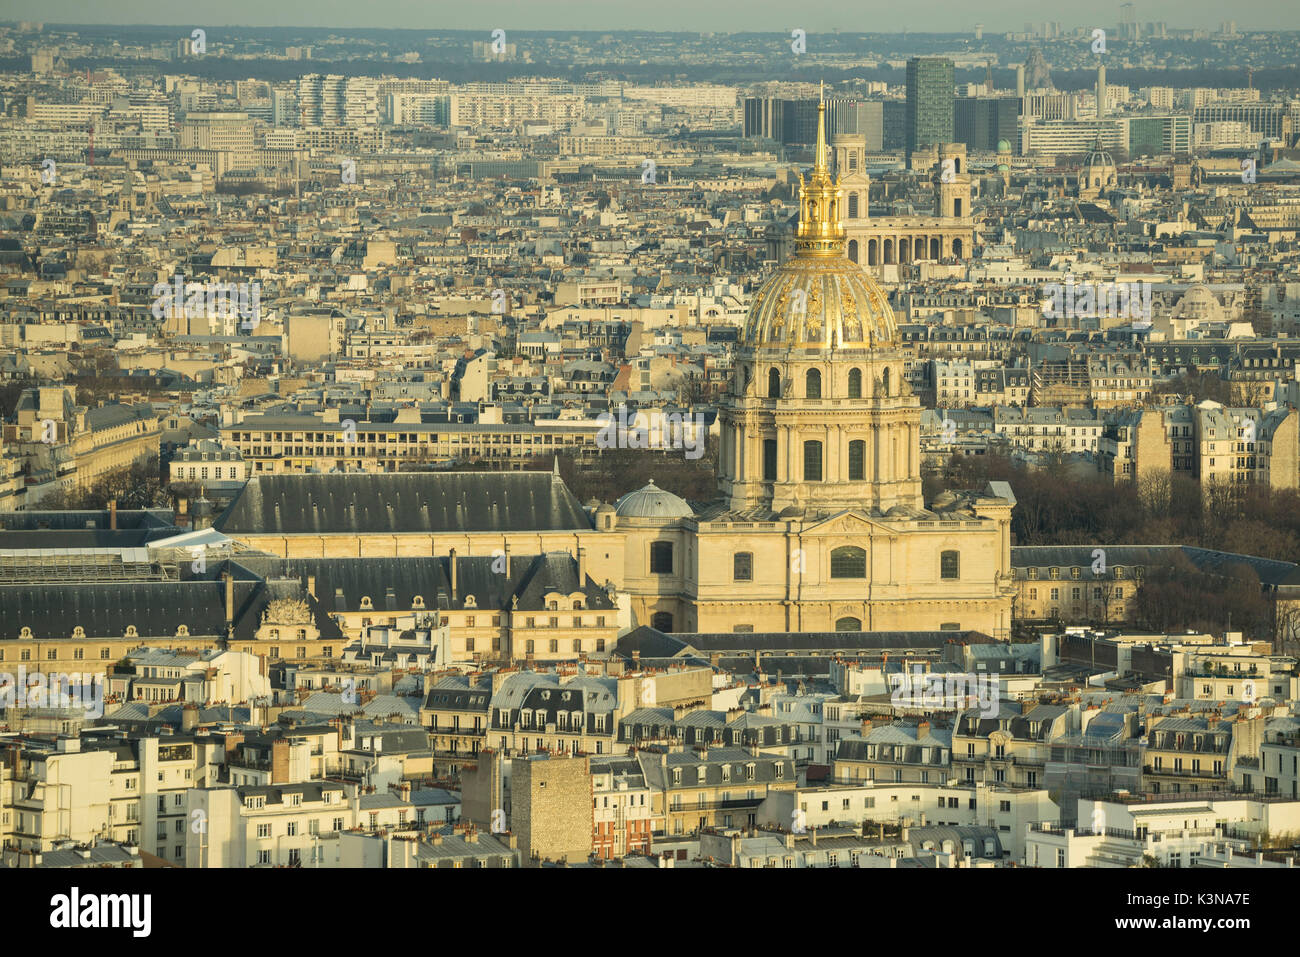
[[741, 88, 897, 350]]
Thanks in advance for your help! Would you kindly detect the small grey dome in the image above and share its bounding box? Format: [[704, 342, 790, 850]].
[[613, 480, 693, 519]]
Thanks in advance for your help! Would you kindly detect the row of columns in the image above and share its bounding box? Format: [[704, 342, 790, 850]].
[[724, 420, 919, 488], [847, 235, 966, 266]]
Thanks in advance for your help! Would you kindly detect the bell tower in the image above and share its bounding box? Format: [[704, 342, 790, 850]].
[[934, 143, 971, 219]]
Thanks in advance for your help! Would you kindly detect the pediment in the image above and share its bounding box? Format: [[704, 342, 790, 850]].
[[801, 509, 898, 538]]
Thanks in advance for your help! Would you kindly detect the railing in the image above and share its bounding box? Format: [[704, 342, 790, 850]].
[[1143, 765, 1225, 778]]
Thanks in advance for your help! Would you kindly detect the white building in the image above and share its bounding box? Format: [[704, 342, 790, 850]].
[[185, 782, 353, 867]]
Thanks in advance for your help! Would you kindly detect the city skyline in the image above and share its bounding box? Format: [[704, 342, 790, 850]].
[[1, 0, 1297, 33]]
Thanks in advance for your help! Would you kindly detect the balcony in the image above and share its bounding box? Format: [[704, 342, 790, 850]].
[[1143, 765, 1224, 779]]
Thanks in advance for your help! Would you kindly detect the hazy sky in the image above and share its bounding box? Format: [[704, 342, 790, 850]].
[[2, 0, 1296, 33]]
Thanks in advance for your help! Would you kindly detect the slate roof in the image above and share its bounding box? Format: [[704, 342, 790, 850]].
[[234, 553, 615, 613], [615, 626, 995, 658], [1012, 544, 1300, 588], [0, 577, 343, 642], [214, 471, 592, 534], [0, 509, 174, 532]]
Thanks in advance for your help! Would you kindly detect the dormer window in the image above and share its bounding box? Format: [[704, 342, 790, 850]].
[[361, 596, 373, 610], [125, 625, 138, 638], [464, 595, 477, 608], [176, 625, 189, 637], [72, 626, 85, 638], [412, 595, 425, 609]]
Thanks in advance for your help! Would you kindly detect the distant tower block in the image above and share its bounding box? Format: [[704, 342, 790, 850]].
[[975, 23, 984, 40], [1096, 64, 1107, 119], [1015, 64, 1025, 98]]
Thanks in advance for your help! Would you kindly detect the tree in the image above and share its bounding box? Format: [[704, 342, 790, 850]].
[[37, 460, 171, 510]]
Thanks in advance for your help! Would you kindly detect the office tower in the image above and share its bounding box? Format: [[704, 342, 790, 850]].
[[905, 57, 954, 159], [955, 97, 1020, 152], [882, 100, 906, 150]]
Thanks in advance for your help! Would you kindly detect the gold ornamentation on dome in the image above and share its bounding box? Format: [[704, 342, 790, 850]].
[[793, 85, 845, 255], [805, 283, 823, 339], [842, 288, 860, 339]]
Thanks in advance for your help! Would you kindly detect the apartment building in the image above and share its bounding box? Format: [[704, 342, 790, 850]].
[[636, 747, 796, 838], [0, 733, 224, 866], [1099, 401, 1299, 489], [1143, 714, 1234, 794], [1256, 727, 1300, 799], [951, 702, 1070, 790], [832, 720, 952, 786], [185, 782, 352, 867], [1026, 793, 1300, 867], [590, 756, 653, 859], [757, 780, 1057, 860], [220, 411, 602, 474], [5, 386, 161, 503]]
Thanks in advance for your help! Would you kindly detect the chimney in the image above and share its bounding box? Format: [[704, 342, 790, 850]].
[[917, 721, 931, 740], [224, 573, 234, 625], [810, 827, 817, 846], [307, 575, 316, 600], [108, 499, 117, 530], [860, 718, 873, 735], [577, 545, 586, 585], [270, 739, 290, 783], [449, 548, 458, 595]]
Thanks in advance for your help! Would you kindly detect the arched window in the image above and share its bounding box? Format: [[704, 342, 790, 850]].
[[882, 367, 891, 395], [953, 238, 963, 258], [763, 438, 778, 481], [768, 367, 781, 398], [650, 541, 673, 574], [805, 369, 821, 399], [848, 239, 858, 263], [830, 546, 867, 578], [848, 440, 866, 481], [650, 612, 673, 632], [848, 193, 859, 218], [803, 440, 823, 482], [941, 550, 960, 580], [835, 616, 862, 631], [848, 368, 862, 398], [733, 552, 754, 581]]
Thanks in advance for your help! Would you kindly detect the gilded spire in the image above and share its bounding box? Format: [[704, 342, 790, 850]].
[[795, 82, 845, 255]]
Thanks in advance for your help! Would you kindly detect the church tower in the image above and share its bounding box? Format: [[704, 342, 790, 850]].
[[832, 132, 870, 265], [933, 143, 972, 219], [717, 91, 923, 517]]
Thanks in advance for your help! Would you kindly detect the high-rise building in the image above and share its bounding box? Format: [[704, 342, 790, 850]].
[[882, 101, 907, 151], [905, 58, 954, 158], [743, 97, 859, 145], [955, 97, 1020, 153]]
